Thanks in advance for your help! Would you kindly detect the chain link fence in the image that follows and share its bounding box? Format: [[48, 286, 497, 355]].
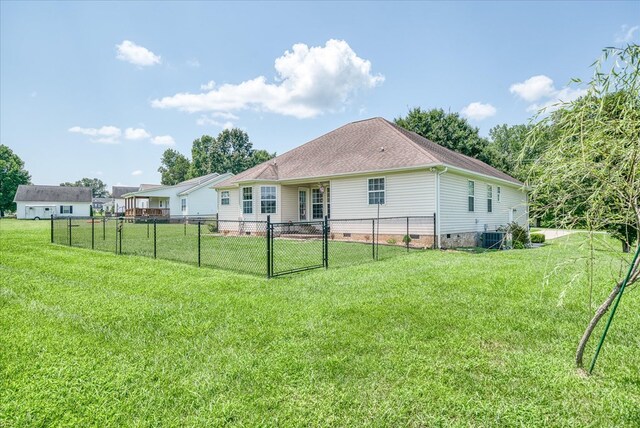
[[50, 214, 436, 277]]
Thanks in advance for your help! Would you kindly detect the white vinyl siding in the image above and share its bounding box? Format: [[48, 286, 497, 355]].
[[440, 171, 527, 234], [217, 188, 240, 220], [331, 170, 436, 219], [16, 201, 91, 219]]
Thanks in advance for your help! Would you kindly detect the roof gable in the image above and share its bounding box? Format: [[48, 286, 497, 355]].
[[14, 185, 93, 203], [215, 118, 522, 187]]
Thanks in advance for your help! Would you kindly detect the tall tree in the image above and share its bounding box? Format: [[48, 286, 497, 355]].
[[188, 128, 275, 177], [394, 107, 490, 162], [60, 177, 109, 197], [158, 149, 191, 185], [485, 124, 534, 182], [523, 45, 640, 371], [0, 145, 31, 216]]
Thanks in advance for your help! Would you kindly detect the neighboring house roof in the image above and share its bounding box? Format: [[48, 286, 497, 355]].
[[112, 186, 140, 199], [139, 184, 163, 190], [13, 185, 92, 203], [123, 173, 232, 198], [215, 117, 523, 187]]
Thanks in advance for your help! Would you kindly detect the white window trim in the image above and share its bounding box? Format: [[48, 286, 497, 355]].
[[241, 187, 253, 214], [220, 190, 230, 206], [468, 180, 475, 212], [311, 187, 324, 219], [298, 187, 309, 221], [487, 184, 493, 213], [367, 177, 386, 205], [260, 185, 277, 214], [181, 198, 187, 212]]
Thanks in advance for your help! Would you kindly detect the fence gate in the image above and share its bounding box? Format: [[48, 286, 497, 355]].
[[267, 218, 327, 277]]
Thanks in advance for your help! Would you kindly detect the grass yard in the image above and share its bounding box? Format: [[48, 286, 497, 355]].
[[1, 219, 639, 426]]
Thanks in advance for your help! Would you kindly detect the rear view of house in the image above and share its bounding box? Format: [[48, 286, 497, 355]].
[[13, 185, 92, 219], [214, 117, 528, 248]]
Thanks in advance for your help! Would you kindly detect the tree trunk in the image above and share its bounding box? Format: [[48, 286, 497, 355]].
[[575, 282, 622, 369]]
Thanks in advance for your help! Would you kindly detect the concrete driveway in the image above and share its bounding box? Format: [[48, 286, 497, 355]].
[[535, 228, 575, 240]]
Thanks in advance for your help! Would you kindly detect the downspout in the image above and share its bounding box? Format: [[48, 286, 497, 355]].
[[435, 166, 448, 249]]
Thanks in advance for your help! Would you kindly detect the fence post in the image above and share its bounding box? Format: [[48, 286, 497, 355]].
[[147, 221, 149, 239], [266, 215, 271, 278], [406, 217, 410, 252], [119, 218, 122, 255], [372, 219, 375, 260], [184, 217, 187, 236], [92, 217, 95, 250], [433, 212, 437, 250], [50, 214, 54, 243], [324, 215, 329, 269], [115, 218, 118, 254], [68, 217, 72, 247], [103, 218, 106, 240], [197, 221, 201, 267], [153, 218, 157, 259]]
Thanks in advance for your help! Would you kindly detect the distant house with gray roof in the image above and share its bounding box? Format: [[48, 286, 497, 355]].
[[213, 117, 528, 248], [13, 185, 92, 219], [121, 173, 233, 219]]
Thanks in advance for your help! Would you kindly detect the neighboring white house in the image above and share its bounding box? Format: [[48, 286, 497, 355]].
[[213, 117, 528, 248], [121, 173, 233, 219], [13, 185, 92, 219], [108, 186, 142, 214]]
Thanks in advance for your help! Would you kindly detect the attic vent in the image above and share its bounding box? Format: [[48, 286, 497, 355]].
[[380, 147, 385, 152]]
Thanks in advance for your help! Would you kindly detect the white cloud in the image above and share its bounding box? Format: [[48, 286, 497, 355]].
[[116, 40, 161, 67], [460, 102, 496, 121], [509, 75, 555, 102], [151, 135, 175, 146], [69, 125, 122, 144], [196, 112, 239, 127], [200, 80, 216, 90], [151, 39, 384, 119], [510, 75, 588, 113], [131, 170, 143, 176], [187, 59, 201, 68], [615, 25, 639, 43], [124, 127, 151, 140]]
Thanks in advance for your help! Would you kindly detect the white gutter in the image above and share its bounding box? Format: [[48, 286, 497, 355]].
[[435, 166, 448, 249]]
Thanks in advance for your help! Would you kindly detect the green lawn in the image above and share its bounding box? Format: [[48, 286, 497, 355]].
[[1, 219, 639, 426]]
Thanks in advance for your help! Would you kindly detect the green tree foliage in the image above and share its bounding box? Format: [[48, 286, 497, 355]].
[[158, 149, 191, 185], [0, 144, 31, 216], [60, 177, 109, 197], [485, 124, 536, 182], [523, 45, 640, 370], [394, 107, 490, 162], [187, 128, 275, 178]]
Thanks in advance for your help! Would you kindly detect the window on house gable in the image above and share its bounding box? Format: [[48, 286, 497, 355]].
[[468, 180, 475, 212], [242, 187, 253, 214], [260, 186, 276, 214], [181, 198, 187, 212], [487, 185, 493, 213], [368, 178, 385, 205], [221, 191, 230, 206]]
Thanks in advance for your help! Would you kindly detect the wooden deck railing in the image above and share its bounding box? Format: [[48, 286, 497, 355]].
[[124, 208, 170, 217]]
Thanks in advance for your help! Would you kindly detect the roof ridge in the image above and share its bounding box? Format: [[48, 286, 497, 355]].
[[378, 118, 443, 163]]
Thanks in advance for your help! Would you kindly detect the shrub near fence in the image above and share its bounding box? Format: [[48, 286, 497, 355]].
[[51, 214, 436, 277]]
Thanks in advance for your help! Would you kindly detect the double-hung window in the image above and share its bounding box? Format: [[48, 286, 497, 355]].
[[497, 186, 501, 203], [260, 186, 276, 214], [487, 185, 493, 213], [181, 198, 187, 213], [60, 205, 72, 214], [368, 178, 385, 205], [242, 187, 253, 214], [468, 180, 475, 212], [312, 188, 323, 219], [220, 191, 230, 206], [299, 190, 307, 220]]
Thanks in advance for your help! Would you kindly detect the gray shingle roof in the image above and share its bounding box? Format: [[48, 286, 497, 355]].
[[13, 185, 92, 203], [214, 117, 522, 187], [112, 186, 140, 198]]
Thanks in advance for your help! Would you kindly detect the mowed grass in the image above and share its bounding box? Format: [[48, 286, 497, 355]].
[[53, 219, 412, 276], [1, 219, 639, 427]]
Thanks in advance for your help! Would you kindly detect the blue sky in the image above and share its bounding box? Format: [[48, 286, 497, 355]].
[[1, 1, 638, 188]]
